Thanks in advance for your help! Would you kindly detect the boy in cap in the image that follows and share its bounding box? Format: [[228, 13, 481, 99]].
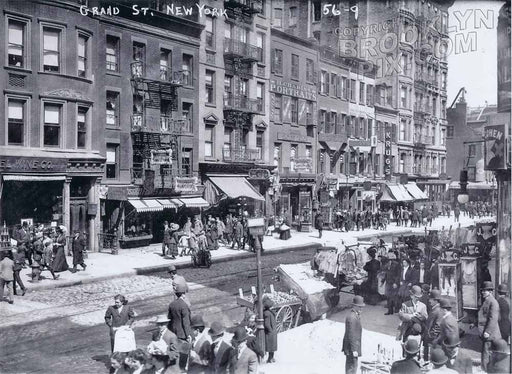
[[343, 295, 365, 374]]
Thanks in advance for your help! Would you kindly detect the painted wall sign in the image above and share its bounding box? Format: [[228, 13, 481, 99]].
[[0, 156, 67, 173], [269, 79, 317, 101]]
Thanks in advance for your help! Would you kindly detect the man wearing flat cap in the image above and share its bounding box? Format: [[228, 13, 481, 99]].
[[229, 326, 258, 374], [478, 281, 502, 371], [343, 295, 365, 374], [390, 338, 422, 374], [188, 315, 211, 374]]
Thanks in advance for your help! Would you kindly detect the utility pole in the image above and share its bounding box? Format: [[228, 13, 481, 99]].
[[255, 236, 265, 353]]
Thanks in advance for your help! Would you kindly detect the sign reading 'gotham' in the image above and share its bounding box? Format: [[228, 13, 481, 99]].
[[269, 80, 317, 101]]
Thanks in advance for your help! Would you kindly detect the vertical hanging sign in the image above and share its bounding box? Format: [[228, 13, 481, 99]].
[[384, 123, 392, 180]]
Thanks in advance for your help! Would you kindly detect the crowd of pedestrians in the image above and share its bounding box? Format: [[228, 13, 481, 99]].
[[105, 266, 276, 373]]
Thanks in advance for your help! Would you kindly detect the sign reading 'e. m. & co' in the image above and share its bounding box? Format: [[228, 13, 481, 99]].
[[384, 124, 392, 180], [0, 156, 68, 173]]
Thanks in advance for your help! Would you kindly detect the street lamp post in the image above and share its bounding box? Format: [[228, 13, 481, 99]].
[[255, 237, 265, 353]]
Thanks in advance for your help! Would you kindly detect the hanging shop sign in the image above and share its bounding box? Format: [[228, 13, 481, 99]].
[[269, 79, 317, 101], [0, 156, 68, 173], [174, 177, 197, 193], [294, 158, 313, 173], [484, 124, 508, 170], [327, 177, 338, 191], [248, 168, 271, 180], [384, 123, 392, 180], [150, 149, 172, 165], [107, 186, 128, 201]]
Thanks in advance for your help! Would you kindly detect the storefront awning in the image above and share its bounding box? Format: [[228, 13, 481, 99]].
[[127, 199, 164, 213], [179, 197, 210, 208], [404, 182, 428, 200], [383, 184, 414, 202], [3, 175, 66, 181], [157, 199, 183, 209], [209, 176, 265, 201]]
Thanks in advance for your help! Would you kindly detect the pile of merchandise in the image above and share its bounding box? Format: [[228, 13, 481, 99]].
[[262, 291, 301, 306]]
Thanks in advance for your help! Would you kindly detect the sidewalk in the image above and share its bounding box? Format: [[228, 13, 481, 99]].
[[16, 213, 493, 292]]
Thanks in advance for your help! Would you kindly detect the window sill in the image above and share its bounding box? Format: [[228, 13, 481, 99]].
[[257, 62, 266, 67], [291, 76, 299, 81], [273, 72, 283, 77], [38, 71, 93, 84], [4, 66, 32, 74], [205, 47, 216, 53], [205, 103, 216, 108], [106, 125, 121, 130], [106, 71, 122, 77]]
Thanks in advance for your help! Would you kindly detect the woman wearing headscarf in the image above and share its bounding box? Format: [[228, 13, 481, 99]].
[[51, 226, 69, 272], [105, 294, 135, 352], [263, 298, 277, 363]]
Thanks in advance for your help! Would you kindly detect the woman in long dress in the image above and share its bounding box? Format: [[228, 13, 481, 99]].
[[51, 226, 69, 272]]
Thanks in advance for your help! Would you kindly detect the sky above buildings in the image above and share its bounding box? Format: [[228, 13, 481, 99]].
[[447, 0, 504, 107]]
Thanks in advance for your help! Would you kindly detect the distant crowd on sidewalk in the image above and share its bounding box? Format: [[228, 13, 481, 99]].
[[105, 266, 277, 374]]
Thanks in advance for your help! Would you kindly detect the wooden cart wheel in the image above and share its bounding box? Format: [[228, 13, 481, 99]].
[[275, 305, 294, 333]]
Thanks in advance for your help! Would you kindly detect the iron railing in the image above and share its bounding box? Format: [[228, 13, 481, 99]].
[[223, 147, 261, 162]]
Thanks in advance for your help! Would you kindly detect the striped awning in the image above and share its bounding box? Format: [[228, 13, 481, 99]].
[[179, 197, 210, 208], [3, 175, 66, 181], [157, 198, 183, 209], [127, 199, 164, 213], [404, 182, 428, 200]]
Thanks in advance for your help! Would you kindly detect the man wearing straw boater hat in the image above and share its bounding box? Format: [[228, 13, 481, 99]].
[[478, 281, 502, 371], [343, 295, 365, 374], [0, 246, 15, 304]]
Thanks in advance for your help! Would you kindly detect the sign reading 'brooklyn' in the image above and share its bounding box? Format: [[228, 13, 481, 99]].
[[269, 79, 317, 101]]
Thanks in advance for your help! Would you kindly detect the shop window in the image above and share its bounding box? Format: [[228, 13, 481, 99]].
[[160, 49, 172, 81], [273, 94, 282, 122], [7, 18, 27, 68], [256, 131, 264, 159], [289, 6, 298, 27], [77, 33, 88, 78], [106, 144, 118, 179], [42, 26, 62, 73], [77, 106, 88, 149], [271, 49, 283, 75], [106, 91, 119, 127], [205, 70, 215, 104], [106, 35, 119, 72], [205, 17, 215, 48], [182, 102, 193, 133], [182, 54, 193, 86], [204, 125, 214, 157], [291, 54, 299, 79], [43, 103, 61, 147], [291, 97, 298, 125], [7, 99, 25, 145]]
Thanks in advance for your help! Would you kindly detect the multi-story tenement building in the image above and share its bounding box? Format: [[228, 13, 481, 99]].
[[269, 28, 318, 228], [0, 0, 106, 251], [197, 0, 273, 217]]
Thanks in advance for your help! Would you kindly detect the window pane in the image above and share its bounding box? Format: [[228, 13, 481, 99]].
[[9, 21, 23, 45], [8, 122, 23, 144], [78, 36, 86, 57], [45, 105, 60, 123], [205, 17, 213, 32], [44, 125, 59, 146], [8, 100, 23, 119], [43, 29, 59, 51], [106, 149, 116, 163]]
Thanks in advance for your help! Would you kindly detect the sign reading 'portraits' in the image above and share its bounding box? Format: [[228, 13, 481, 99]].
[[269, 79, 317, 101]]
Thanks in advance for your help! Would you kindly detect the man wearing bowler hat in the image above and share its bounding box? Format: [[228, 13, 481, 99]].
[[424, 289, 443, 360], [398, 285, 428, 343], [496, 283, 510, 342], [478, 281, 502, 371], [188, 315, 211, 374], [167, 282, 193, 370], [207, 321, 232, 373], [433, 298, 459, 348], [442, 334, 473, 374], [168, 265, 190, 306], [229, 326, 258, 374], [343, 295, 365, 374], [390, 338, 422, 374], [487, 338, 511, 373], [429, 348, 458, 373]]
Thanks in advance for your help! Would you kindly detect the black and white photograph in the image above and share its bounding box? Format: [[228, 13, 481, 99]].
[[0, 0, 510, 373]]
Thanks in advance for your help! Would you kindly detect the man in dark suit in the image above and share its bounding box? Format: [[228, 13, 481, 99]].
[[398, 259, 416, 305], [487, 338, 511, 373], [390, 338, 422, 374], [432, 298, 459, 348], [442, 334, 473, 374], [415, 260, 431, 287], [188, 315, 211, 374], [496, 283, 510, 342], [208, 321, 232, 374], [167, 283, 193, 370], [478, 281, 502, 371], [385, 253, 401, 315], [17, 222, 31, 265], [229, 327, 258, 374], [424, 289, 443, 360], [343, 295, 365, 374]]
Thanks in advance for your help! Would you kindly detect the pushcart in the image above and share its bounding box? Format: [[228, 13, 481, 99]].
[[236, 293, 303, 333], [191, 247, 212, 268]]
